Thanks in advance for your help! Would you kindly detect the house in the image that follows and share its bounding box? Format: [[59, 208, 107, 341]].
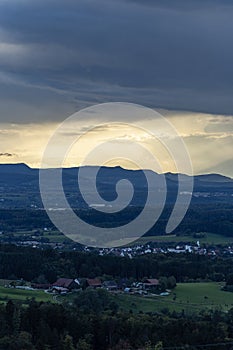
[[86, 278, 102, 288], [52, 278, 80, 291], [102, 280, 118, 291], [143, 278, 159, 291]]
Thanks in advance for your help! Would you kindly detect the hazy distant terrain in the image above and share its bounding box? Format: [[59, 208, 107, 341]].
[[0, 164, 232, 237], [0, 163, 232, 208]]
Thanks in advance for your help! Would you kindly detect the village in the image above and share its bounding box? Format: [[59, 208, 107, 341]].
[[96, 241, 233, 258], [2, 231, 233, 257], [14, 241, 233, 258]]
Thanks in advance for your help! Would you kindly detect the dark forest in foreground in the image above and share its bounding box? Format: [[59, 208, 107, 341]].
[[0, 297, 233, 350]]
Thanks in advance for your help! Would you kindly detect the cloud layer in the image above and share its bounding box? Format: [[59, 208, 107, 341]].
[[1, 0, 233, 122]]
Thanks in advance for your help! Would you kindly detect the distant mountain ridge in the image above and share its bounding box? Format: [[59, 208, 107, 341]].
[[0, 163, 232, 210], [0, 163, 32, 174], [0, 163, 232, 180]]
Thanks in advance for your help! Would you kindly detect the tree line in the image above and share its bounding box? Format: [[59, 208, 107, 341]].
[[0, 244, 232, 284], [0, 204, 232, 236]]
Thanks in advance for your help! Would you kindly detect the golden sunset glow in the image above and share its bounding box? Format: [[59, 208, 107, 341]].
[[0, 110, 232, 177]]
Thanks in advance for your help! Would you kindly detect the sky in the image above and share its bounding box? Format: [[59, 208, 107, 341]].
[[0, 0, 232, 177]]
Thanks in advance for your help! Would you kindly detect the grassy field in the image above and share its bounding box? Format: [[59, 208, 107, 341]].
[[6, 229, 233, 246], [135, 233, 233, 245], [104, 232, 233, 248], [113, 282, 233, 313], [9, 230, 72, 243], [0, 285, 54, 304], [43, 234, 71, 243]]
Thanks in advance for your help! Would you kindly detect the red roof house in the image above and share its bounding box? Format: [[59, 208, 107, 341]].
[[143, 278, 160, 290], [52, 278, 80, 290], [86, 278, 102, 288]]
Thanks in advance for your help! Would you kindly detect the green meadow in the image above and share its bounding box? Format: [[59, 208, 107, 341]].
[[7, 229, 233, 247], [114, 282, 233, 314], [136, 233, 233, 245], [0, 286, 54, 304]]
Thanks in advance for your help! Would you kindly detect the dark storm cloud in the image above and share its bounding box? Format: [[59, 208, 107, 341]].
[[0, 0, 233, 121]]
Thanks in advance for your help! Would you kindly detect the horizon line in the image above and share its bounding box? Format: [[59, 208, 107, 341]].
[[0, 162, 232, 180]]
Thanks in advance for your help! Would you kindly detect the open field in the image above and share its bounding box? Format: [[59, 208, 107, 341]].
[[7, 230, 72, 243], [113, 282, 233, 313], [0, 285, 54, 304], [80, 232, 233, 248], [43, 233, 71, 243], [4, 229, 233, 246], [136, 233, 233, 245]]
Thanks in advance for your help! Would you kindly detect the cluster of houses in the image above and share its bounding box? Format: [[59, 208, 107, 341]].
[[31, 277, 161, 295], [95, 241, 233, 258], [6, 230, 233, 257], [15, 239, 233, 258]]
